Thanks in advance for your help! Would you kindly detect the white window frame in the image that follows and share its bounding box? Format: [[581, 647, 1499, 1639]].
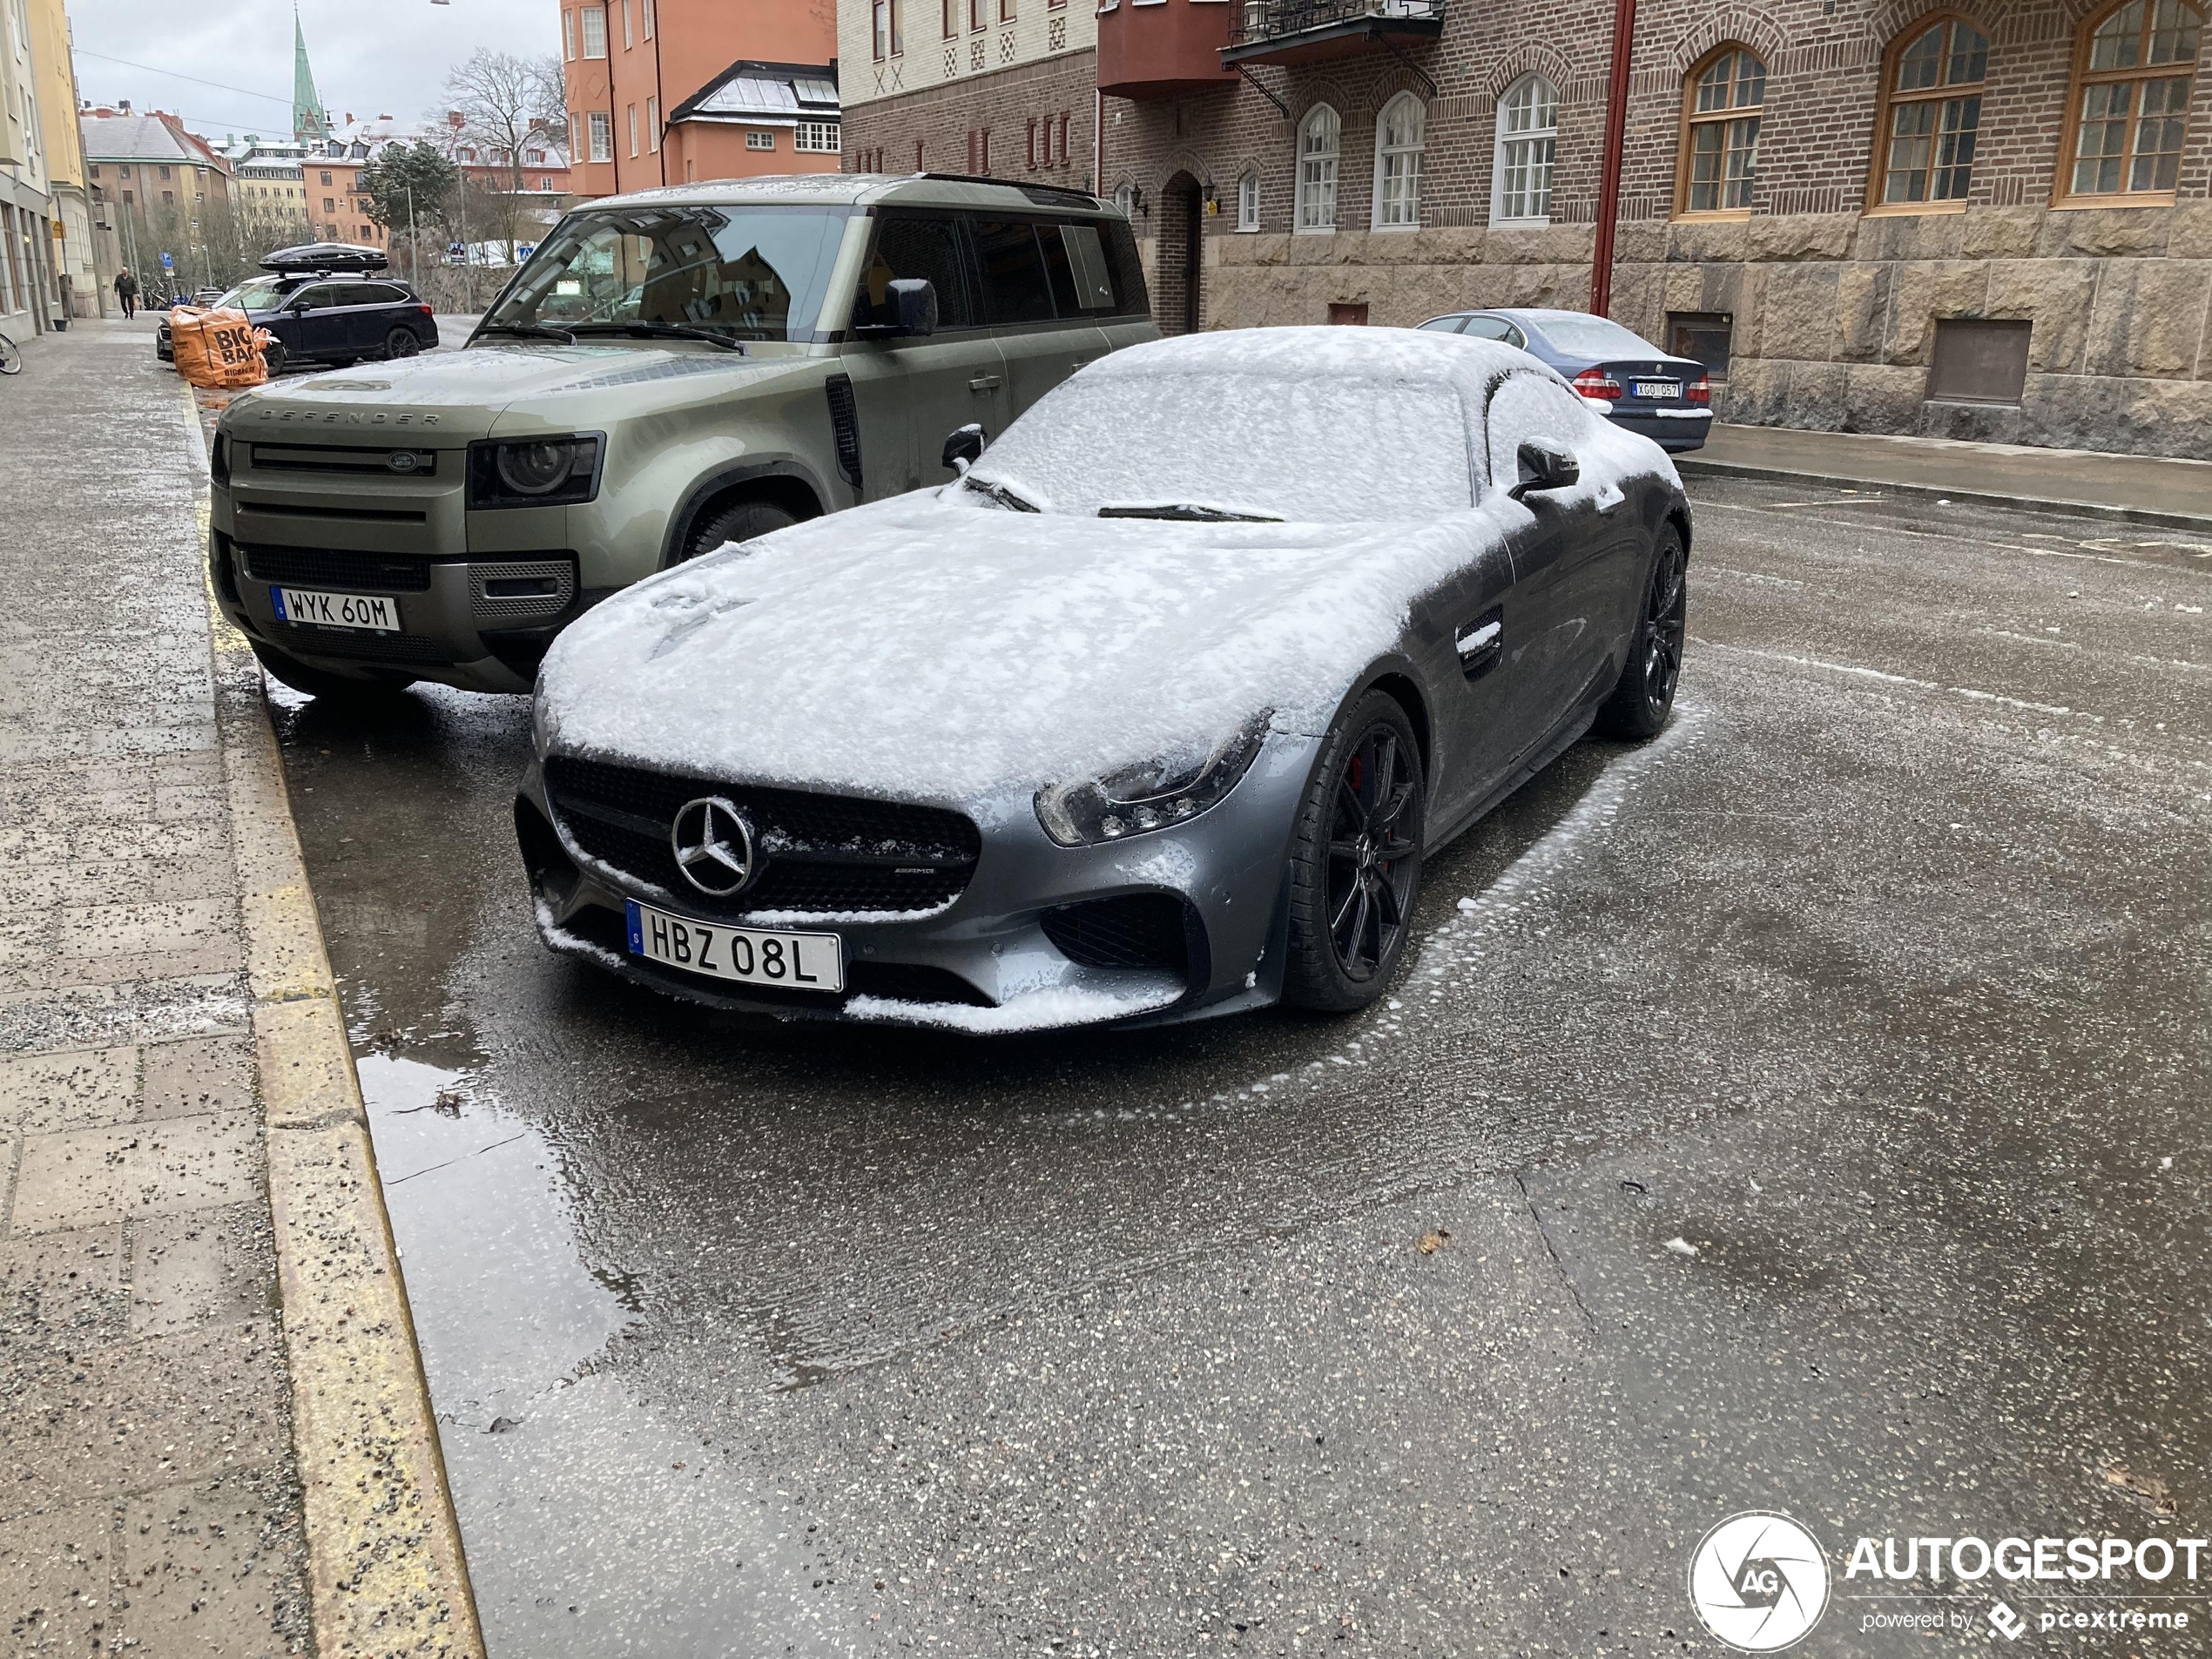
[[796, 120, 840, 152], [644, 0, 653, 36], [1371, 91, 1424, 229], [588, 110, 613, 162], [1492, 73, 1559, 226], [747, 130, 777, 151], [622, 0, 631, 47], [1295, 103, 1339, 233], [563, 8, 576, 58], [580, 4, 607, 56], [628, 103, 638, 156], [1236, 167, 1259, 230], [646, 97, 658, 151]]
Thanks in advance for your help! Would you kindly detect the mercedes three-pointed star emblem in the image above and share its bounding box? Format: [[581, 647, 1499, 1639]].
[[669, 795, 756, 898]]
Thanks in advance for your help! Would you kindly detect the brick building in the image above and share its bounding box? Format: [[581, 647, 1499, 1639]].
[[558, 0, 840, 196], [838, 0, 1099, 187], [1095, 0, 2212, 458]]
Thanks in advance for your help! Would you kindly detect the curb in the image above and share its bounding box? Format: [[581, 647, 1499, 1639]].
[[1675, 456, 2212, 536], [192, 387, 487, 1657]]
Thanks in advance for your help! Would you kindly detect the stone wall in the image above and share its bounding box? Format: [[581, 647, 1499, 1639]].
[[1178, 203, 2212, 456]]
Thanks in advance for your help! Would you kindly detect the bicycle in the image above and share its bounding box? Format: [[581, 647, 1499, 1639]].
[[0, 331, 19, 375]]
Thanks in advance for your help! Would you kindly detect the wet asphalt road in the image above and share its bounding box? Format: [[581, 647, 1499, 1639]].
[[268, 477, 2212, 1657]]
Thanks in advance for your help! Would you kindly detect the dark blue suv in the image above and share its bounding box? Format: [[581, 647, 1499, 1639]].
[[158, 243, 438, 374]]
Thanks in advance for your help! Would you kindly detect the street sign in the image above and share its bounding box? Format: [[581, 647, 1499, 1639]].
[[159, 251, 173, 269]]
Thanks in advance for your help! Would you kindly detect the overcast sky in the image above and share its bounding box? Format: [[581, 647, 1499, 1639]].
[[70, 0, 560, 145]]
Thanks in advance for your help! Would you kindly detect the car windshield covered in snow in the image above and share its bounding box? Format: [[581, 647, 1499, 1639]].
[[484, 204, 853, 343], [965, 366, 1475, 523]]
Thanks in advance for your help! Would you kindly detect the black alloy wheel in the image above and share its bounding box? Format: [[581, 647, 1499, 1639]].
[[1596, 525, 1687, 739], [384, 326, 421, 360], [1283, 691, 1426, 1012]]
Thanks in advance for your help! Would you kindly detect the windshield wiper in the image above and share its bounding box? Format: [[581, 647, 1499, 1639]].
[[475, 321, 577, 344], [1096, 502, 1282, 523], [964, 475, 1042, 513], [570, 321, 746, 353]]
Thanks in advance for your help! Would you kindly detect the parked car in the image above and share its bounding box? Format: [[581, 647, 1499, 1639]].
[[515, 327, 1691, 1031], [157, 244, 436, 372], [1417, 307, 1712, 453], [206, 175, 1156, 699]]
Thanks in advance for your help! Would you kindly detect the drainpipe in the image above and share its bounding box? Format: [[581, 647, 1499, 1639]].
[[1094, 87, 1103, 199], [1589, 0, 1635, 318]]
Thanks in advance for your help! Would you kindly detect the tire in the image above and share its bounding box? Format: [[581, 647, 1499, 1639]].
[[250, 643, 415, 701], [680, 497, 798, 562], [260, 339, 287, 375], [1281, 690, 1426, 1013], [1595, 525, 1687, 740], [384, 327, 421, 360], [0, 333, 19, 375]]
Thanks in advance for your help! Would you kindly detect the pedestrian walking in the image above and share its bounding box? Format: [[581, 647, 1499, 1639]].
[[114, 269, 138, 319]]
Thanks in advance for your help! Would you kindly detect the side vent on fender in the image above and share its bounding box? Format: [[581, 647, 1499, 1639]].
[[825, 374, 863, 491]]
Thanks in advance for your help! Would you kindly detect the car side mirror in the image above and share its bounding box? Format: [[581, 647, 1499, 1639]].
[[941, 422, 985, 474], [889, 277, 938, 338], [1508, 439, 1580, 502]]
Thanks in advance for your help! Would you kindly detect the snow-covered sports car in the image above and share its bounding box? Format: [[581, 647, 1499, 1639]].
[[515, 327, 1691, 1031]]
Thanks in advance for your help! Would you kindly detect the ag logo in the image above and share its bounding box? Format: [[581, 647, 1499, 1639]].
[[1687, 1512, 1831, 1651]]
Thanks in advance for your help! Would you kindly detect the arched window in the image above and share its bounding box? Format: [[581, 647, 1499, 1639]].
[[1372, 93, 1426, 228], [1237, 168, 1261, 231], [1296, 104, 1340, 232], [1871, 16, 1989, 206], [2060, 0, 2202, 201], [1677, 46, 1765, 217], [1492, 74, 1559, 225]]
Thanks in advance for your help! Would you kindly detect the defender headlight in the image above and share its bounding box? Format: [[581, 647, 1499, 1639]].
[[468, 434, 604, 509], [1035, 713, 1271, 847]]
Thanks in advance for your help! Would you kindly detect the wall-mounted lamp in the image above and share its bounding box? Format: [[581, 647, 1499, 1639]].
[[1203, 178, 1220, 214], [1130, 185, 1149, 219]]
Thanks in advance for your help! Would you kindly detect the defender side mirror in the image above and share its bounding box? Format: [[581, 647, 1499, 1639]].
[[941, 422, 986, 474], [1508, 439, 1581, 502], [888, 277, 938, 338]]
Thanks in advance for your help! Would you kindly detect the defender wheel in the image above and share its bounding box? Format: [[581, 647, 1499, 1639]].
[[384, 327, 421, 360], [1595, 526, 1687, 740], [250, 643, 415, 701], [1282, 691, 1426, 1013], [681, 498, 797, 562]]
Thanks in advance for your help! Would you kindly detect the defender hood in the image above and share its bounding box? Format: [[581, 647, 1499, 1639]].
[[536, 487, 1523, 811], [223, 343, 792, 436]]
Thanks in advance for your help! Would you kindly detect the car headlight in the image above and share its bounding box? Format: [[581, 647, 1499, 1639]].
[[468, 434, 604, 509], [1035, 713, 1271, 847]]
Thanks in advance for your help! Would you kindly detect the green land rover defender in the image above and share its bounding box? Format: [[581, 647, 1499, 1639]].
[[208, 173, 1157, 696]]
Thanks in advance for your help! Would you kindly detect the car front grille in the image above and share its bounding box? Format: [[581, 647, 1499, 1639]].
[[1042, 894, 1191, 975], [239, 543, 436, 592], [543, 755, 982, 918]]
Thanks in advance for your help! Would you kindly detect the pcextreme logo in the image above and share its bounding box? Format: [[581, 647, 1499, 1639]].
[[1688, 1512, 1833, 1651]]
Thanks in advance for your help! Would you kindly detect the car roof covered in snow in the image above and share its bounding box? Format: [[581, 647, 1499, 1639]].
[[1088, 325, 1541, 401]]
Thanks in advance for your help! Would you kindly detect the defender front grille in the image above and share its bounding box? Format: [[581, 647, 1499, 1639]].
[[239, 544, 435, 592], [543, 756, 981, 918], [276, 624, 453, 664]]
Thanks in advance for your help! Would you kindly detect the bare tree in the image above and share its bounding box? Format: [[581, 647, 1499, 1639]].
[[441, 50, 567, 194]]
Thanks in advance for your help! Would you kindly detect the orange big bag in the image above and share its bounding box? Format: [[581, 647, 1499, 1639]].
[[169, 307, 274, 389]]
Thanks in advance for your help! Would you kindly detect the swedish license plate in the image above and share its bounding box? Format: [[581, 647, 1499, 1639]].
[[625, 900, 843, 992], [1633, 380, 1683, 401], [272, 586, 399, 632]]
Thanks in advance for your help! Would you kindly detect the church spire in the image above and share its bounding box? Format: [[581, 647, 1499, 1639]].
[[293, 10, 329, 145]]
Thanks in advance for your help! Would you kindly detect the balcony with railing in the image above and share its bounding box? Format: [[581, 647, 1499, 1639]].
[[1221, 0, 1443, 68]]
